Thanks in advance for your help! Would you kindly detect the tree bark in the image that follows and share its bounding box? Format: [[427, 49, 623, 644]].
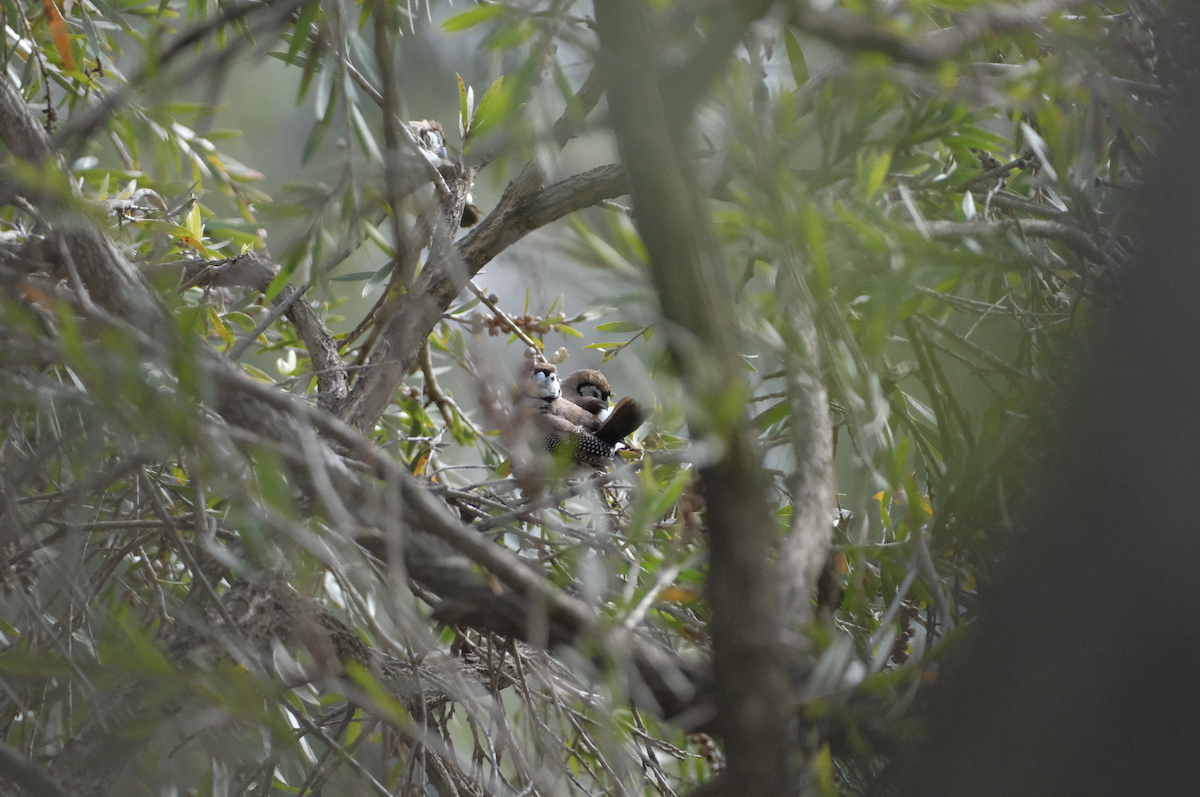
[[596, 2, 791, 794]]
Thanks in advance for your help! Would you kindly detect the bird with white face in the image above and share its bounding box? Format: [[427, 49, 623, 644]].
[[560, 369, 613, 423], [516, 362, 647, 468]]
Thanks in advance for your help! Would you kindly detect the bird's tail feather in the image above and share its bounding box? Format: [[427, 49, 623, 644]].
[[595, 397, 647, 445]]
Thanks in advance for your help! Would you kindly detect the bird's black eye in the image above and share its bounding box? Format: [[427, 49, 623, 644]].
[[580, 385, 605, 400]]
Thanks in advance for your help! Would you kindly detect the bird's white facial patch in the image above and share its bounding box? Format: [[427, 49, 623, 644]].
[[580, 385, 605, 400], [534, 369, 561, 399]]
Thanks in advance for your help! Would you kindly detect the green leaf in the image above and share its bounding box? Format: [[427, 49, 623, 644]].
[[302, 94, 336, 165], [595, 321, 645, 333], [467, 75, 511, 140], [362, 262, 394, 298], [135, 219, 194, 239], [457, 73, 470, 140], [361, 220, 397, 258], [286, 2, 320, 65], [264, 264, 295, 302], [330, 271, 379, 282], [815, 744, 838, 797], [186, 203, 203, 239], [442, 4, 505, 32], [784, 27, 808, 86], [801, 202, 831, 292], [313, 54, 335, 121], [485, 19, 537, 50], [757, 400, 789, 430], [861, 147, 893, 198], [349, 103, 383, 163], [654, 468, 692, 518], [209, 227, 264, 251], [947, 125, 1011, 152]]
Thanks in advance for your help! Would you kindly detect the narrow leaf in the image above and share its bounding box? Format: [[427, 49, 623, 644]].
[[442, 4, 504, 31], [349, 103, 383, 163], [962, 190, 977, 220], [44, 0, 75, 71], [1019, 121, 1058, 182], [457, 73, 469, 140], [596, 321, 645, 333], [362, 262, 394, 298], [784, 27, 808, 86], [468, 75, 510, 140]]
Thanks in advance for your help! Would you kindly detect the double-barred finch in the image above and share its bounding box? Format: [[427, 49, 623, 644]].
[[560, 368, 647, 448], [407, 120, 482, 227], [518, 364, 647, 467], [560, 369, 612, 425]]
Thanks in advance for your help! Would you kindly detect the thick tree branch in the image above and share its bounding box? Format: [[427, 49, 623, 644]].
[[790, 0, 1086, 68], [922, 218, 1119, 269], [341, 163, 629, 432], [0, 741, 72, 797], [597, 1, 790, 794], [460, 163, 629, 273]]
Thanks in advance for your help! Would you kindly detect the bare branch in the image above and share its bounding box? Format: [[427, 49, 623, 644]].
[[0, 741, 72, 797], [179, 251, 350, 410], [790, 0, 1087, 68], [777, 268, 836, 628], [922, 218, 1118, 269]]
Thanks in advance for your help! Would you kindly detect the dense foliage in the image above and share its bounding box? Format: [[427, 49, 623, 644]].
[[0, 0, 1174, 795]]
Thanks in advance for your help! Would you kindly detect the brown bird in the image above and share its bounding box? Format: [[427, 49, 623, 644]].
[[560, 369, 612, 424], [518, 364, 647, 467], [407, 120, 482, 227], [561, 369, 648, 445]]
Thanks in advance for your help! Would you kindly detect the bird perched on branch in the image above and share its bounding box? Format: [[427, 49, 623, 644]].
[[518, 363, 647, 468], [560, 369, 614, 423], [561, 368, 646, 446], [408, 119, 481, 227]]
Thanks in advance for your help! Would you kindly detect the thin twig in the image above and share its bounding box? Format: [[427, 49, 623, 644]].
[[466, 280, 544, 352], [341, 57, 452, 200], [228, 281, 310, 361]]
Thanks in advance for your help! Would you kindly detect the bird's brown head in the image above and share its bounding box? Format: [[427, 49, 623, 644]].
[[561, 369, 612, 403], [522, 362, 561, 400]]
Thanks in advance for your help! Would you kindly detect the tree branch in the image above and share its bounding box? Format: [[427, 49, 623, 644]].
[[597, 1, 791, 793], [341, 163, 629, 432], [790, 0, 1087, 68], [778, 269, 837, 628], [922, 218, 1119, 269], [0, 741, 72, 797]]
